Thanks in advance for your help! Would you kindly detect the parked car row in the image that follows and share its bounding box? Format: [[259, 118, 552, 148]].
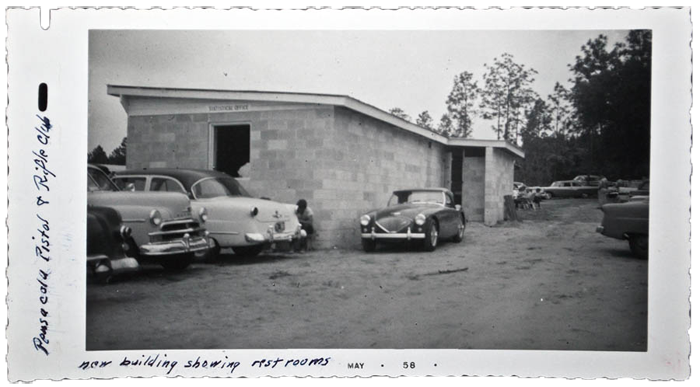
[[87, 165, 304, 281], [544, 180, 599, 198]]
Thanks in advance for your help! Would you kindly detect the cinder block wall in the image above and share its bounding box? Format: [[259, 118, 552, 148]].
[[462, 157, 485, 222], [484, 147, 515, 225], [126, 114, 210, 169], [235, 107, 336, 208], [126, 105, 447, 249]]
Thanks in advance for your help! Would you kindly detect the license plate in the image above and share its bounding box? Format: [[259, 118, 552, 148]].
[[275, 221, 285, 233]]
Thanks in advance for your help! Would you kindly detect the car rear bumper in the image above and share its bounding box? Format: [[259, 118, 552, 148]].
[[245, 230, 301, 244]]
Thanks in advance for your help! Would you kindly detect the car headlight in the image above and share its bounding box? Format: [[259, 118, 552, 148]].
[[119, 225, 132, 240], [250, 206, 259, 217], [360, 214, 371, 226], [149, 209, 162, 226], [198, 207, 208, 223], [414, 213, 426, 226]]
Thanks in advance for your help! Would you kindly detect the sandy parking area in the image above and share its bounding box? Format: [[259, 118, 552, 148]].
[[86, 198, 647, 351]]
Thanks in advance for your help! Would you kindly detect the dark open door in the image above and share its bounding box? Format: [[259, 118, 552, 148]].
[[214, 124, 250, 177], [450, 149, 463, 205]]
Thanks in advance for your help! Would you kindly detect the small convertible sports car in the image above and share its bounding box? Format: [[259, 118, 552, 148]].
[[359, 188, 466, 252], [596, 197, 649, 258], [113, 169, 303, 258], [88, 165, 210, 270]]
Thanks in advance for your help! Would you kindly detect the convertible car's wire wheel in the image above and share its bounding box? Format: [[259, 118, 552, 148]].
[[453, 217, 465, 243], [423, 218, 438, 252]]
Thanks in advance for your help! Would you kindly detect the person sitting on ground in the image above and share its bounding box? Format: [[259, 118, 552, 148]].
[[295, 199, 314, 251]]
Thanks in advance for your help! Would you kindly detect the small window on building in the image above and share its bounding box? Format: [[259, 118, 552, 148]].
[[214, 124, 250, 178]]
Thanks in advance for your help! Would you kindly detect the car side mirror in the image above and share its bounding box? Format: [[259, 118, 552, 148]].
[[455, 204, 462, 211], [126, 182, 136, 192]]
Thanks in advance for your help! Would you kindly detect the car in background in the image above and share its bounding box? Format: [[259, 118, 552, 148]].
[[87, 205, 139, 282], [596, 197, 649, 258], [88, 165, 210, 271], [359, 188, 466, 252], [545, 180, 598, 198], [574, 175, 606, 187], [607, 180, 650, 203], [113, 169, 304, 258], [621, 180, 650, 199]]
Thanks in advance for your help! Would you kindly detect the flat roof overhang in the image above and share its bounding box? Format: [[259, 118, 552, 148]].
[[107, 84, 525, 159]]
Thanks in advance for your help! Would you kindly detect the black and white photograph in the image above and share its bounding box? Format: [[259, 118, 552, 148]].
[[5, 6, 692, 381], [86, 28, 651, 351]]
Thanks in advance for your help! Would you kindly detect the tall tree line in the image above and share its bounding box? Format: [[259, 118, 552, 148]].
[[518, 30, 651, 185], [393, 30, 651, 185]]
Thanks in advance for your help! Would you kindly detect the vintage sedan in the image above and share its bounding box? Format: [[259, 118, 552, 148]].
[[544, 180, 598, 198], [87, 205, 139, 282], [113, 169, 303, 258], [596, 197, 649, 259], [617, 180, 650, 202], [573, 174, 606, 187], [88, 165, 210, 270], [359, 188, 466, 252]]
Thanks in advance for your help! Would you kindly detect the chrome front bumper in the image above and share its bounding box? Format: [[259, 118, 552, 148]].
[[361, 227, 425, 240], [140, 235, 210, 256]]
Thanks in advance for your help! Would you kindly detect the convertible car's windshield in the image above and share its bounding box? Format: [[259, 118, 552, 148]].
[[192, 177, 251, 199], [389, 191, 444, 206]]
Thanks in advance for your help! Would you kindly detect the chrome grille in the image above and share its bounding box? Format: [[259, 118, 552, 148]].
[[376, 217, 411, 233], [150, 218, 205, 243]]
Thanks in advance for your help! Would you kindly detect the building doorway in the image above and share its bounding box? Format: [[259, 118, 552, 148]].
[[450, 149, 463, 205], [214, 124, 250, 177]]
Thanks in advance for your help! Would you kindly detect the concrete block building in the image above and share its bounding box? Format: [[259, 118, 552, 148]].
[[107, 85, 524, 249]]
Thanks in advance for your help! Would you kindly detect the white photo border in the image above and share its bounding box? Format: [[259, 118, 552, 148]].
[[5, 6, 691, 381]]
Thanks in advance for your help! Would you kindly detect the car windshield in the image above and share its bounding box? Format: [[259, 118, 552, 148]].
[[87, 167, 120, 192], [388, 191, 444, 206], [191, 177, 251, 199]]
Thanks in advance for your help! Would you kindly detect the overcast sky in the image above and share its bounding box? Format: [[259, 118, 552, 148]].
[[88, 29, 629, 152]]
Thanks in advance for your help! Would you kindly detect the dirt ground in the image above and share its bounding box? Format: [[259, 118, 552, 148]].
[[86, 198, 647, 351]]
